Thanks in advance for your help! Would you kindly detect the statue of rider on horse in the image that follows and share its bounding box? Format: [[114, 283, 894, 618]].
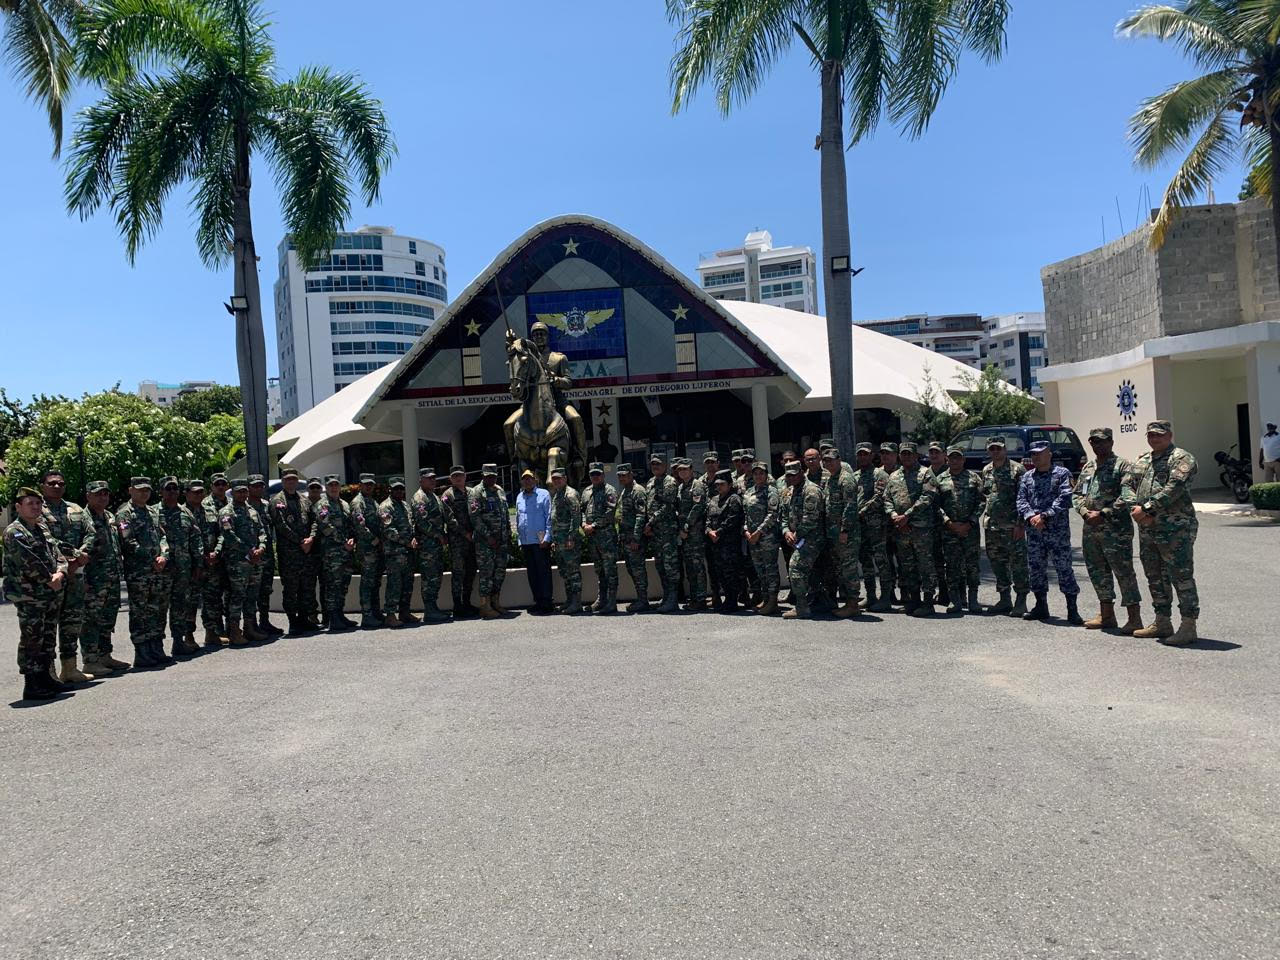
[[503, 321, 588, 485]]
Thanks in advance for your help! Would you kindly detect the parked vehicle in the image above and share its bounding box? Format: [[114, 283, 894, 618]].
[[948, 424, 1087, 476], [1214, 445, 1252, 503]]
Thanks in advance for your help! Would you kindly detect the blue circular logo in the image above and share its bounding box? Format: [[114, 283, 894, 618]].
[[1116, 379, 1139, 421]]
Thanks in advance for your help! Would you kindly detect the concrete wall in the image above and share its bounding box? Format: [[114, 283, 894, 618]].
[[1156, 206, 1243, 336], [1169, 355, 1248, 489]]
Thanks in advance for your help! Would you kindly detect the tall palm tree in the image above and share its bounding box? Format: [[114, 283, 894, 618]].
[[1122, 1, 1280, 279], [668, 0, 1009, 454], [65, 0, 394, 474], [2, 0, 80, 154]]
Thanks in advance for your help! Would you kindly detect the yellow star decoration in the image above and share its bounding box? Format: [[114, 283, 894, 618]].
[[671, 305, 689, 321], [464, 318, 481, 337], [562, 238, 579, 256]]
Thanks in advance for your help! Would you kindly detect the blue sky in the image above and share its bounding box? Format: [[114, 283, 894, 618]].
[[1, 0, 1237, 399]]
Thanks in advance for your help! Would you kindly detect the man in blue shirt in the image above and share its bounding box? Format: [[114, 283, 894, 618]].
[[1017, 440, 1083, 624], [516, 469, 553, 613]]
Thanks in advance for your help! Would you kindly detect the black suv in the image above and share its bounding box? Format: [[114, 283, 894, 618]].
[[948, 424, 1087, 476]]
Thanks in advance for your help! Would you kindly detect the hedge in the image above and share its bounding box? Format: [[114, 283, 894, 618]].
[[1249, 482, 1280, 510]]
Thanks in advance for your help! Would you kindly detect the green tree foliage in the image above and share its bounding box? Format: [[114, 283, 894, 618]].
[[168, 384, 242, 423], [1, 0, 80, 154], [0, 387, 68, 457], [954, 364, 1040, 428], [201, 412, 245, 474], [905, 366, 965, 446]]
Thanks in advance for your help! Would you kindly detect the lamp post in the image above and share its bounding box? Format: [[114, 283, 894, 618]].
[[225, 293, 268, 477]]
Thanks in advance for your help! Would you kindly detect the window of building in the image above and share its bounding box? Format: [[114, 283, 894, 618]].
[[761, 280, 806, 299], [307, 253, 383, 273], [433, 266, 439, 280], [704, 270, 745, 288], [1003, 358, 1016, 368], [332, 340, 414, 357], [759, 261, 803, 280], [408, 240, 416, 254], [415, 260, 426, 276], [333, 234, 382, 250], [332, 360, 391, 377], [1029, 355, 1045, 367], [1027, 335, 1044, 349], [306, 274, 447, 301], [329, 299, 435, 320], [1002, 338, 1014, 349], [330, 319, 429, 337]]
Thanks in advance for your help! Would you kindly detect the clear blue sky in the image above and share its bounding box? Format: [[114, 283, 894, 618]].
[[1, 0, 1238, 400]]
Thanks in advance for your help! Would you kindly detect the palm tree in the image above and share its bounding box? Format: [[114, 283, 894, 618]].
[[1121, 0, 1280, 279], [65, 0, 394, 475], [2, 0, 80, 154], [668, 0, 1009, 454]]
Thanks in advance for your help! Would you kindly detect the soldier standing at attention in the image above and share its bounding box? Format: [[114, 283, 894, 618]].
[[925, 443, 952, 608], [547, 467, 586, 615], [1017, 441, 1082, 624], [734, 449, 762, 606], [699, 453, 722, 604], [182, 480, 209, 645], [116, 477, 174, 668], [644, 453, 681, 613], [218, 479, 268, 645], [775, 449, 797, 597], [582, 463, 620, 615], [81, 480, 130, 675], [40, 469, 96, 684], [938, 446, 984, 614], [442, 465, 479, 618], [199, 474, 232, 644], [615, 464, 649, 612], [877, 442, 901, 606], [782, 460, 825, 619], [981, 437, 1029, 616], [1074, 428, 1143, 634], [317, 476, 358, 632], [883, 443, 940, 618], [159, 477, 201, 656], [302, 478, 326, 629], [350, 473, 385, 628], [821, 448, 862, 618], [675, 458, 709, 611], [1120, 419, 1201, 646], [270, 470, 318, 635], [706, 468, 746, 612], [854, 443, 891, 612], [247, 475, 283, 637], [377, 478, 421, 627], [470, 464, 510, 619], [743, 461, 781, 616], [4, 486, 71, 700], [411, 468, 451, 623]]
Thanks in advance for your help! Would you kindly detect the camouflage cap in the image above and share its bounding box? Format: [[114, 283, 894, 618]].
[[14, 485, 42, 501], [358, 473, 375, 484], [818, 437, 835, 451], [324, 475, 341, 485], [280, 468, 300, 480], [307, 477, 323, 489], [160, 476, 179, 489], [230, 478, 248, 491], [856, 442, 874, 453], [550, 466, 566, 478], [86, 480, 109, 494], [821, 447, 841, 461], [1028, 440, 1051, 454], [751, 460, 769, 473], [247, 474, 265, 485], [649, 452, 666, 465], [210, 473, 228, 485], [187, 478, 206, 491], [615, 463, 633, 475], [739, 447, 755, 460], [880, 442, 898, 454], [588, 462, 605, 475], [418, 467, 436, 478], [729, 448, 745, 460], [449, 465, 466, 476], [130, 476, 152, 488], [714, 468, 733, 484], [986, 436, 1006, 449], [1146, 419, 1172, 435], [703, 451, 721, 463], [947, 445, 965, 457], [897, 443, 917, 454], [389, 477, 406, 488], [784, 460, 803, 476], [927, 441, 944, 453], [481, 463, 498, 477], [1088, 427, 1113, 441]]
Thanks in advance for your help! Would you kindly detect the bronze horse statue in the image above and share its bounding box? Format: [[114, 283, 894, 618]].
[[503, 334, 572, 484]]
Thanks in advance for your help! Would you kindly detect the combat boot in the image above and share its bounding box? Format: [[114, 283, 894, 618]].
[[476, 596, 500, 620], [863, 578, 877, 608], [242, 618, 269, 643], [988, 590, 1012, 615], [1065, 594, 1084, 626], [718, 592, 740, 613], [363, 612, 387, 628], [757, 592, 780, 617], [1134, 614, 1174, 639], [911, 596, 935, 618], [1085, 601, 1116, 630], [591, 592, 606, 614], [320, 609, 330, 629], [1022, 592, 1050, 621], [132, 642, 162, 669], [82, 653, 115, 676], [183, 631, 200, 653], [783, 596, 811, 619], [597, 589, 618, 616], [627, 593, 649, 613], [967, 587, 981, 613], [227, 620, 248, 645], [22, 671, 59, 700], [946, 596, 965, 616], [869, 580, 893, 612], [1010, 592, 1029, 617], [936, 584, 950, 607], [1118, 605, 1144, 635], [259, 613, 284, 636], [561, 591, 585, 615], [834, 600, 859, 618], [399, 610, 421, 626], [1160, 617, 1197, 647], [149, 639, 176, 665], [101, 647, 131, 670], [424, 601, 450, 623], [328, 608, 355, 633], [59, 657, 94, 684], [203, 626, 226, 650], [655, 593, 679, 614], [490, 594, 508, 616]]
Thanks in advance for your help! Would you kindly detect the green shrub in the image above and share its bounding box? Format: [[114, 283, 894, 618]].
[[1249, 482, 1280, 510]]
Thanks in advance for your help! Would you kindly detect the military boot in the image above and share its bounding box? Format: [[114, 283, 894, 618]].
[[757, 592, 780, 617], [936, 584, 951, 607], [150, 639, 176, 665], [363, 612, 388, 628], [627, 593, 649, 613], [782, 596, 811, 619], [227, 620, 248, 645], [655, 593, 679, 614], [490, 594, 508, 616], [863, 578, 877, 608], [1133, 614, 1174, 639], [1118, 605, 1144, 635], [911, 594, 936, 618], [399, 610, 421, 625], [1022, 592, 1050, 621], [476, 596, 500, 620], [132, 641, 162, 668], [23, 671, 59, 700], [183, 631, 200, 653], [101, 647, 131, 670], [1065, 594, 1084, 626], [562, 591, 585, 615], [591, 592, 606, 614], [869, 579, 894, 613], [1010, 592, 1029, 617], [259, 613, 284, 636], [966, 587, 981, 613], [242, 618, 269, 643], [1085, 601, 1116, 630], [946, 595, 965, 615], [59, 657, 94, 684], [1160, 617, 1197, 647], [424, 601, 450, 623], [82, 653, 117, 676], [328, 609, 355, 633], [203, 626, 226, 650], [597, 588, 619, 616], [988, 590, 1012, 615], [834, 599, 859, 618]]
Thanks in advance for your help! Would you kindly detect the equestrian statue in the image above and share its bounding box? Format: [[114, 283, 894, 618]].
[[503, 321, 588, 485]]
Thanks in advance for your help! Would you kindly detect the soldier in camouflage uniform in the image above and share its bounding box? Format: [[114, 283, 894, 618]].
[[302, 478, 327, 628], [469, 464, 510, 619], [218, 478, 269, 644], [270, 470, 318, 635], [854, 443, 892, 612], [1017, 441, 1082, 624], [582, 463, 620, 614], [116, 477, 174, 668], [317, 476, 358, 632], [925, 443, 952, 607], [699, 452, 722, 602], [706, 469, 746, 611], [443, 465, 479, 618], [377, 478, 421, 627], [1073, 427, 1143, 634], [981, 437, 1029, 616], [675, 458, 709, 610], [883, 443, 939, 617], [199, 475, 232, 644], [781, 460, 825, 619], [350, 473, 385, 628], [937, 447, 984, 614], [4, 486, 71, 699], [548, 467, 586, 615], [734, 449, 762, 605], [181, 480, 209, 642], [40, 469, 96, 683], [743, 461, 781, 616], [877, 443, 901, 605], [644, 453, 682, 613], [616, 464, 649, 611], [159, 477, 202, 656], [81, 480, 130, 675], [1119, 419, 1200, 646], [411, 468, 451, 623], [248, 475, 283, 636], [821, 449, 862, 617]]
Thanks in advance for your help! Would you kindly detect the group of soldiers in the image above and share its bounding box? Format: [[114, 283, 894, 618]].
[[3, 419, 1202, 700]]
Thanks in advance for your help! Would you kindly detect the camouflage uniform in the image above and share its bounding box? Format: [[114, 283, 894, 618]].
[[582, 479, 620, 607], [160, 499, 202, 643], [199, 492, 231, 631], [1120, 445, 1199, 619], [350, 489, 385, 619], [1017, 465, 1079, 597], [929, 460, 950, 603], [248, 495, 275, 622], [785, 477, 826, 610], [218, 500, 267, 621], [883, 462, 939, 599], [823, 463, 862, 605], [82, 505, 123, 657], [116, 499, 171, 645], [549, 483, 583, 608], [937, 468, 984, 603], [706, 485, 745, 604], [616, 476, 649, 601], [301, 491, 326, 621], [3, 516, 67, 676], [270, 487, 317, 622], [1074, 455, 1141, 607], [742, 480, 781, 596], [315, 493, 354, 614], [855, 461, 890, 597], [982, 459, 1029, 595], [442, 482, 478, 610], [41, 498, 94, 661], [676, 472, 708, 605], [378, 493, 415, 616], [469, 482, 510, 599], [411, 486, 449, 614], [645, 468, 681, 604]]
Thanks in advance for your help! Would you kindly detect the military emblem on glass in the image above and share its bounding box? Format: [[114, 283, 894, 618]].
[[1116, 379, 1139, 424]]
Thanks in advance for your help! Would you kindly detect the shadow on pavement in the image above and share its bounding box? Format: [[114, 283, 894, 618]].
[[9, 693, 75, 708], [1182, 638, 1241, 652]]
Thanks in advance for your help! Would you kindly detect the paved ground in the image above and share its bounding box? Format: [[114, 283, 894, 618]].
[[2, 513, 1277, 960]]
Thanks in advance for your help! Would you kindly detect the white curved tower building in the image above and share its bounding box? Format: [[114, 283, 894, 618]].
[[275, 225, 447, 420]]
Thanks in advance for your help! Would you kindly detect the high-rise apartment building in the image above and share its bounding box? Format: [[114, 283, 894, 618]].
[[856, 314, 986, 368], [275, 225, 447, 420], [139, 379, 219, 408], [696, 230, 817, 313], [981, 312, 1048, 398]]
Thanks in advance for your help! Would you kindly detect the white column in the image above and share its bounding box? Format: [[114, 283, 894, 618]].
[[450, 430, 464, 469], [751, 382, 771, 461], [1247, 341, 1280, 483], [401, 405, 419, 481]]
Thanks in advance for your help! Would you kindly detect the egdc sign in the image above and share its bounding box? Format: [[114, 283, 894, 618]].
[[1116, 379, 1139, 433]]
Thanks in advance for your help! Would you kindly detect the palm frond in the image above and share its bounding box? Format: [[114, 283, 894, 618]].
[[64, 80, 145, 215], [888, 0, 965, 139], [952, 0, 1011, 62], [1117, 4, 1244, 69], [193, 124, 235, 266], [1127, 67, 1243, 168], [77, 0, 232, 82], [1237, 0, 1280, 44], [1150, 108, 1238, 246], [3, 0, 79, 154], [840, 0, 891, 143], [668, 0, 799, 115]]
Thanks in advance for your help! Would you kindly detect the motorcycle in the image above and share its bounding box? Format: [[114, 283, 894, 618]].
[[1214, 444, 1253, 503]]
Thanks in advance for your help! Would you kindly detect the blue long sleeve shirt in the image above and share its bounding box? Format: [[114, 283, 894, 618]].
[[515, 486, 551, 546], [1017, 465, 1074, 532]]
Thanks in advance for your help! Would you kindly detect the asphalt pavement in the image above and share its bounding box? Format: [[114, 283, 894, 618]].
[[2, 512, 1277, 960]]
